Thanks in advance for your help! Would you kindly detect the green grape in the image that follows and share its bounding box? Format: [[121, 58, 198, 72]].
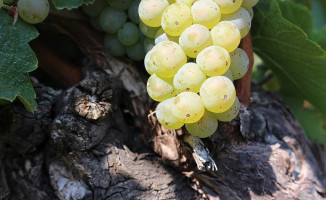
[[104, 34, 126, 57], [196, 46, 230, 77], [149, 41, 187, 78], [144, 37, 155, 53], [126, 40, 146, 61], [117, 22, 140, 46], [211, 21, 241, 53], [90, 17, 103, 31], [99, 7, 127, 33], [161, 3, 193, 36], [173, 62, 206, 93], [186, 110, 218, 138], [154, 28, 179, 44], [215, 97, 239, 122], [144, 50, 159, 75], [241, 0, 258, 9], [173, 92, 205, 123], [156, 98, 184, 129], [82, 0, 107, 16], [191, 0, 221, 29], [128, 0, 141, 24], [17, 0, 49, 24], [222, 69, 233, 81], [247, 8, 254, 20], [138, 0, 169, 27], [175, 0, 196, 7], [221, 7, 251, 38], [147, 74, 177, 102], [212, 0, 242, 14], [229, 48, 249, 80], [139, 21, 160, 39], [200, 76, 236, 113], [107, 0, 133, 11], [179, 24, 212, 58]]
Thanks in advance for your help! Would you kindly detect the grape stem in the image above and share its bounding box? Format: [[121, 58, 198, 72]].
[[2, 4, 18, 25], [236, 33, 254, 107]]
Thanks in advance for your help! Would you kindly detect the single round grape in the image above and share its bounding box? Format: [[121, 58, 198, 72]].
[[104, 34, 126, 57], [99, 7, 127, 33], [126, 40, 146, 61], [175, 0, 196, 7], [82, 0, 107, 16], [211, 21, 241, 53], [191, 0, 221, 29], [144, 37, 155, 53], [117, 22, 140, 46], [107, 0, 133, 11], [222, 69, 233, 81], [215, 97, 240, 122], [144, 50, 159, 75], [138, 0, 169, 27], [186, 110, 218, 138], [221, 7, 251, 38], [173, 62, 206, 93], [128, 0, 141, 24], [149, 41, 187, 78], [179, 24, 212, 58], [161, 3, 193, 36], [212, 0, 242, 14], [229, 48, 249, 80], [173, 92, 205, 123], [154, 28, 179, 44], [241, 0, 258, 9], [156, 98, 184, 129], [139, 21, 160, 39], [147, 74, 177, 102], [200, 76, 236, 113], [196, 46, 231, 77], [17, 0, 49, 24], [247, 8, 254, 20]]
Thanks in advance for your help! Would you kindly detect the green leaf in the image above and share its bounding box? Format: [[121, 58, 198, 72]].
[[310, 26, 326, 51], [52, 0, 94, 10], [0, 10, 38, 112], [278, 0, 313, 34], [252, 0, 326, 116]]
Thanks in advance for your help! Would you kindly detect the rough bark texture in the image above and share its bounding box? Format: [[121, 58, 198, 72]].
[[1, 15, 326, 200]]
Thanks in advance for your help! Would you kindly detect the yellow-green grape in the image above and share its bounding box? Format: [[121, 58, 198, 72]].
[[212, 0, 242, 14], [161, 3, 193, 36], [179, 24, 212, 58], [241, 0, 258, 9], [247, 8, 254, 20], [138, 0, 169, 27], [168, 0, 176, 4], [173, 92, 205, 123], [139, 21, 160, 38], [191, 0, 221, 29], [175, 0, 196, 7], [144, 50, 158, 75], [186, 110, 218, 138], [229, 48, 249, 80], [211, 21, 241, 53], [155, 28, 179, 44], [223, 69, 233, 81], [215, 97, 240, 122], [221, 7, 251, 38], [196, 46, 230, 77], [200, 76, 236, 113], [173, 62, 206, 93], [150, 41, 187, 78], [156, 98, 184, 129], [147, 74, 177, 102]]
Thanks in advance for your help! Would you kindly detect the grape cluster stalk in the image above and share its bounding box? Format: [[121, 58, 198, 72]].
[[140, 0, 258, 138]]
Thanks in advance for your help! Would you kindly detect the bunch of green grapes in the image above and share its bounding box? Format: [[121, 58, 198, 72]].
[[82, 0, 149, 61], [141, 0, 258, 138]]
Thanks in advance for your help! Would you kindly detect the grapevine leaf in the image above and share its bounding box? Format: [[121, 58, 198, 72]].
[[0, 10, 38, 112], [52, 0, 94, 10], [252, 0, 326, 116], [311, 26, 326, 51]]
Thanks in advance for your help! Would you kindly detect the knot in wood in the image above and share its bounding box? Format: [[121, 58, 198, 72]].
[[74, 97, 111, 120]]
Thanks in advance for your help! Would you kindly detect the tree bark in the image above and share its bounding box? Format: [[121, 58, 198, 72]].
[[0, 16, 326, 200]]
